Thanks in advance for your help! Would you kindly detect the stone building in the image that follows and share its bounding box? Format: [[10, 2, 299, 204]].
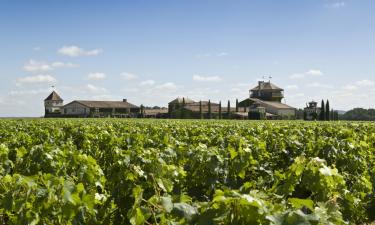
[[239, 81, 296, 119], [304, 101, 321, 120], [44, 91, 139, 118], [44, 91, 64, 117]]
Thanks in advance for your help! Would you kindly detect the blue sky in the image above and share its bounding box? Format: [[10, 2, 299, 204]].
[[0, 0, 375, 116]]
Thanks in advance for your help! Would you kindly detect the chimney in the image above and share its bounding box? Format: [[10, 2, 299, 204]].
[[123, 99, 127, 102]]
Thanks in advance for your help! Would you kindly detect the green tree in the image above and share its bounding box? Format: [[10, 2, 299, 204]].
[[208, 100, 212, 119], [199, 100, 203, 119], [235, 99, 239, 112], [140, 104, 145, 118], [326, 100, 330, 121], [320, 100, 325, 121], [227, 100, 231, 119], [181, 97, 186, 119], [219, 101, 222, 119]]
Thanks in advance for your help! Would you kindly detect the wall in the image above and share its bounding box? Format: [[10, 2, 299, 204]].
[[62, 102, 90, 116]]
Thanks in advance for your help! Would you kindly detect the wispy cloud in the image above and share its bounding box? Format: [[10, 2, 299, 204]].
[[23, 60, 77, 72], [58, 45, 102, 57], [193, 74, 223, 82], [325, 1, 346, 8], [85, 84, 107, 94], [140, 80, 155, 86], [155, 82, 178, 91], [342, 84, 358, 91], [195, 52, 229, 58], [16, 75, 56, 84], [120, 72, 138, 80], [286, 85, 299, 90], [290, 69, 323, 79], [307, 82, 333, 89], [356, 79, 374, 87], [217, 52, 228, 57], [87, 72, 107, 80]]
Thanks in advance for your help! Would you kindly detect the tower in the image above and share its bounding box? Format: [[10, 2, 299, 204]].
[[249, 81, 284, 102], [44, 91, 63, 117]]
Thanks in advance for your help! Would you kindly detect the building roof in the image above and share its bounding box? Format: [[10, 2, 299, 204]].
[[250, 81, 284, 91], [169, 97, 195, 104], [249, 98, 295, 109], [66, 100, 139, 109], [247, 98, 295, 109], [45, 91, 63, 101]]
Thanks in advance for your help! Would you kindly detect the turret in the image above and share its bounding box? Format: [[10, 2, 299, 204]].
[[44, 91, 63, 116], [249, 81, 284, 102]]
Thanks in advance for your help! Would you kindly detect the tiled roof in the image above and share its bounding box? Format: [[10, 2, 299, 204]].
[[250, 81, 284, 91], [45, 91, 63, 101], [67, 100, 139, 109], [169, 97, 195, 104], [249, 98, 295, 109]]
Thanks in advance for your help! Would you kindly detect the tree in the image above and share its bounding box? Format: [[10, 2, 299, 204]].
[[140, 104, 145, 118], [320, 100, 325, 121], [341, 108, 375, 121], [199, 100, 203, 119], [181, 97, 186, 119], [208, 100, 212, 119], [331, 109, 334, 121], [326, 100, 330, 121], [219, 101, 222, 119], [235, 99, 239, 112], [227, 100, 231, 119]]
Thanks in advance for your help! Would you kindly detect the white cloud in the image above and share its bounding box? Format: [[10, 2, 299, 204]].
[[286, 85, 299, 90], [24, 60, 53, 72], [121, 72, 138, 80], [33, 47, 41, 51], [140, 80, 155, 86], [87, 72, 107, 80], [156, 82, 178, 91], [193, 74, 223, 82], [326, 1, 346, 8], [290, 69, 323, 79], [85, 84, 107, 93], [9, 88, 51, 96], [51, 62, 77, 68], [23, 60, 77, 72], [16, 75, 56, 84], [342, 85, 358, 91], [306, 70, 323, 76], [58, 45, 102, 57], [307, 82, 333, 89], [217, 52, 228, 57], [289, 73, 305, 79], [356, 79, 375, 87], [195, 53, 211, 58], [196, 52, 229, 58]]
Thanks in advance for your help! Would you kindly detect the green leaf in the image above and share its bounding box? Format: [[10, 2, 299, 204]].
[[129, 208, 145, 225], [288, 198, 314, 211], [172, 203, 198, 222], [161, 196, 173, 213]]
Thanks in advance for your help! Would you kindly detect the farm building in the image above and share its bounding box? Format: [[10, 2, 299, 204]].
[[44, 91, 140, 118], [239, 81, 296, 119], [168, 97, 243, 119], [44, 91, 64, 117], [304, 101, 321, 120]]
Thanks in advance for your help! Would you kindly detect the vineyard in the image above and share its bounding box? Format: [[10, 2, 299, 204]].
[[0, 119, 374, 225]]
